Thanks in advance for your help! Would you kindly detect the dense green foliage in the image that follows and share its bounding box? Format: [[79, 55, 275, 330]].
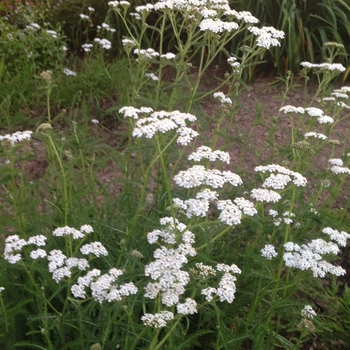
[[0, 1, 350, 349]]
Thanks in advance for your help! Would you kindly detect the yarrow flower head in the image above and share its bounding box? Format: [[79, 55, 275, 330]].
[[300, 62, 346, 72], [188, 146, 230, 163], [141, 311, 174, 328], [261, 244, 278, 260], [283, 239, 346, 278], [301, 305, 317, 319], [63, 68, 77, 76], [248, 26, 284, 49], [213, 91, 233, 105], [94, 38, 112, 50], [0, 130, 33, 147], [129, 110, 198, 145]]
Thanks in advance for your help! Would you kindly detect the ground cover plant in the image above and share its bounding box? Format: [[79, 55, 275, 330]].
[[0, 0, 350, 349]]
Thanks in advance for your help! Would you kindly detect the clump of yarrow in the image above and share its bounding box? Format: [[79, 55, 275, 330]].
[[260, 227, 350, 278], [4, 225, 138, 302]]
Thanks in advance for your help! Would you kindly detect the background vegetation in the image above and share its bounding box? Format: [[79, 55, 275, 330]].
[[0, 0, 349, 349]]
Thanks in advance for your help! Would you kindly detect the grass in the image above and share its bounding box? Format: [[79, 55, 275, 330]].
[[0, 1, 350, 349]]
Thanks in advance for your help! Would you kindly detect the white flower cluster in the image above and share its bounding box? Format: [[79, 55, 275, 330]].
[[123, 109, 198, 145], [255, 164, 307, 187], [283, 240, 346, 278], [279, 105, 334, 125], [190, 262, 216, 279], [0, 130, 33, 147], [201, 263, 241, 303], [144, 218, 196, 307], [199, 18, 239, 33], [122, 38, 137, 48], [141, 311, 174, 328], [53, 225, 93, 239], [227, 56, 240, 68], [80, 242, 109, 257], [81, 43, 93, 52], [177, 298, 198, 315], [270, 210, 295, 226], [248, 26, 284, 49], [119, 106, 153, 119], [63, 68, 77, 76], [261, 244, 278, 260], [145, 72, 159, 81], [94, 38, 112, 50], [174, 165, 242, 189], [160, 52, 176, 60], [133, 48, 159, 60], [328, 158, 343, 167], [213, 91, 233, 105], [304, 132, 327, 140], [300, 62, 346, 72], [4, 234, 47, 264], [322, 227, 350, 247], [147, 217, 191, 244], [217, 200, 243, 225], [188, 146, 230, 163], [330, 165, 350, 175], [48, 249, 90, 283], [301, 305, 317, 319], [71, 268, 137, 303], [251, 188, 281, 203], [100, 23, 116, 33]]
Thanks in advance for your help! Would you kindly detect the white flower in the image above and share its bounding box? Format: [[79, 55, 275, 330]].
[[330, 166, 350, 175], [177, 298, 197, 315], [122, 38, 137, 47], [188, 146, 230, 163], [52, 267, 71, 283], [283, 240, 346, 278], [141, 311, 174, 328], [279, 105, 305, 114], [94, 38, 112, 50], [79, 14, 89, 20], [328, 158, 343, 166], [0, 130, 33, 147], [27, 235, 47, 246], [317, 115, 334, 124], [80, 242, 108, 257], [262, 173, 292, 189], [81, 43, 93, 52], [300, 62, 346, 72], [145, 72, 159, 81], [213, 92, 232, 105], [301, 305, 317, 319], [46, 30, 58, 38], [91, 119, 99, 124], [0, 287, 4, 293], [217, 200, 242, 225], [261, 244, 278, 260], [304, 132, 327, 140], [251, 188, 281, 203], [63, 68, 77, 76], [30, 249, 47, 259], [248, 26, 284, 49], [233, 197, 257, 216], [305, 107, 324, 117], [53, 226, 85, 239], [199, 19, 239, 33], [160, 52, 176, 60], [322, 227, 350, 247], [47, 250, 66, 272], [133, 48, 159, 59]]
